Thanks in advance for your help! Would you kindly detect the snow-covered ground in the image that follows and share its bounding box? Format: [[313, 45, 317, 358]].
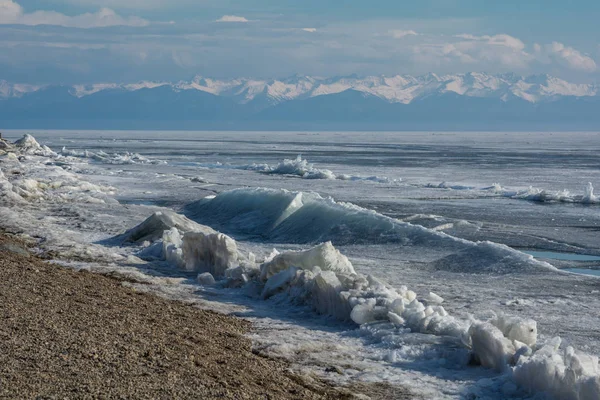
[[2, 130, 600, 399]]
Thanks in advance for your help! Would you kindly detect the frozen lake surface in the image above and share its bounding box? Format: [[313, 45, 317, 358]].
[[2, 130, 600, 399]]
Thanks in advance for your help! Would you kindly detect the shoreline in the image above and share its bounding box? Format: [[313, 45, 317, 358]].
[[0, 232, 416, 399]]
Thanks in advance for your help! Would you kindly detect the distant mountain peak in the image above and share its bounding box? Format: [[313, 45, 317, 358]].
[[1, 73, 597, 106]]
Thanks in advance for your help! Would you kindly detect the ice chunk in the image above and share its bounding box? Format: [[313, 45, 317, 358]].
[[424, 292, 444, 304], [492, 314, 537, 347], [310, 271, 353, 320], [197, 272, 216, 285], [118, 210, 214, 244], [162, 228, 185, 268], [469, 322, 515, 371], [261, 267, 299, 299], [582, 182, 598, 204], [351, 303, 377, 325], [182, 231, 239, 277], [260, 241, 355, 281], [388, 311, 405, 327], [389, 298, 406, 315]]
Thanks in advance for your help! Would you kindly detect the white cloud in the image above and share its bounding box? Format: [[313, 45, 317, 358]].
[[61, 0, 186, 10], [0, 0, 148, 28], [413, 33, 531, 69], [389, 30, 418, 39], [302, 28, 317, 33], [455, 33, 526, 51], [216, 15, 249, 23], [539, 42, 597, 72]]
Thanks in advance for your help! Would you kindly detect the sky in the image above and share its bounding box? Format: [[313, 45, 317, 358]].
[[0, 0, 599, 84]]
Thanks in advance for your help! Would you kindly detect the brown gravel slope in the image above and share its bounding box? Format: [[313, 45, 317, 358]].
[[0, 234, 353, 400]]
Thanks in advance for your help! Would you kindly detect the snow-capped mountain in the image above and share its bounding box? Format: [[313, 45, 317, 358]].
[[0, 80, 41, 99], [1, 72, 599, 130], [177, 72, 598, 104], [3, 72, 595, 104]]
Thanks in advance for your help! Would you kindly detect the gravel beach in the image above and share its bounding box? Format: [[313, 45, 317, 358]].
[[0, 233, 415, 399]]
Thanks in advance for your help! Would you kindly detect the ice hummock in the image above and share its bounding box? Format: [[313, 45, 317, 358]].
[[184, 187, 555, 274], [120, 211, 242, 277], [121, 208, 600, 399], [61, 146, 166, 165], [116, 210, 213, 244], [0, 136, 116, 205], [184, 187, 469, 246], [244, 155, 397, 183], [426, 180, 600, 205], [260, 241, 355, 280], [14, 134, 57, 157]]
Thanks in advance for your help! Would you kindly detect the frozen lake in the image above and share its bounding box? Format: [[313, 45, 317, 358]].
[[2, 130, 600, 399]]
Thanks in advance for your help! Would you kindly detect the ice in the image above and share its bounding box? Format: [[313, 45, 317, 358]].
[[0, 167, 23, 203], [14, 134, 57, 157], [498, 182, 599, 205], [197, 272, 216, 285], [181, 231, 239, 276], [432, 241, 555, 274], [185, 187, 472, 247], [117, 210, 212, 244], [261, 266, 299, 299], [513, 339, 600, 399], [162, 228, 185, 269], [491, 314, 537, 347], [244, 155, 397, 183], [582, 182, 598, 204], [185, 188, 305, 235], [260, 241, 355, 280], [61, 146, 166, 165], [424, 292, 444, 304], [469, 322, 516, 371]]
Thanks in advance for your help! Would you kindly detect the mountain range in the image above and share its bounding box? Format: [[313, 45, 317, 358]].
[[1, 72, 599, 130]]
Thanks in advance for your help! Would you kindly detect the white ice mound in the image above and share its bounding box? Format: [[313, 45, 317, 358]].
[[246, 155, 336, 180], [257, 242, 469, 335], [0, 167, 23, 203], [514, 339, 600, 400], [491, 314, 537, 347], [244, 155, 396, 183], [14, 134, 57, 157], [469, 322, 517, 372], [119, 210, 214, 244], [260, 241, 355, 280], [181, 231, 239, 277]]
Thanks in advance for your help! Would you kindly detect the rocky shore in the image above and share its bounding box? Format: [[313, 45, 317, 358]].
[[0, 233, 415, 399]]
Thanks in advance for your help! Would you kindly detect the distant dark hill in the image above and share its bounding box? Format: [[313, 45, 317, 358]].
[[1, 82, 599, 130], [0, 86, 244, 124], [253, 90, 397, 122]]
